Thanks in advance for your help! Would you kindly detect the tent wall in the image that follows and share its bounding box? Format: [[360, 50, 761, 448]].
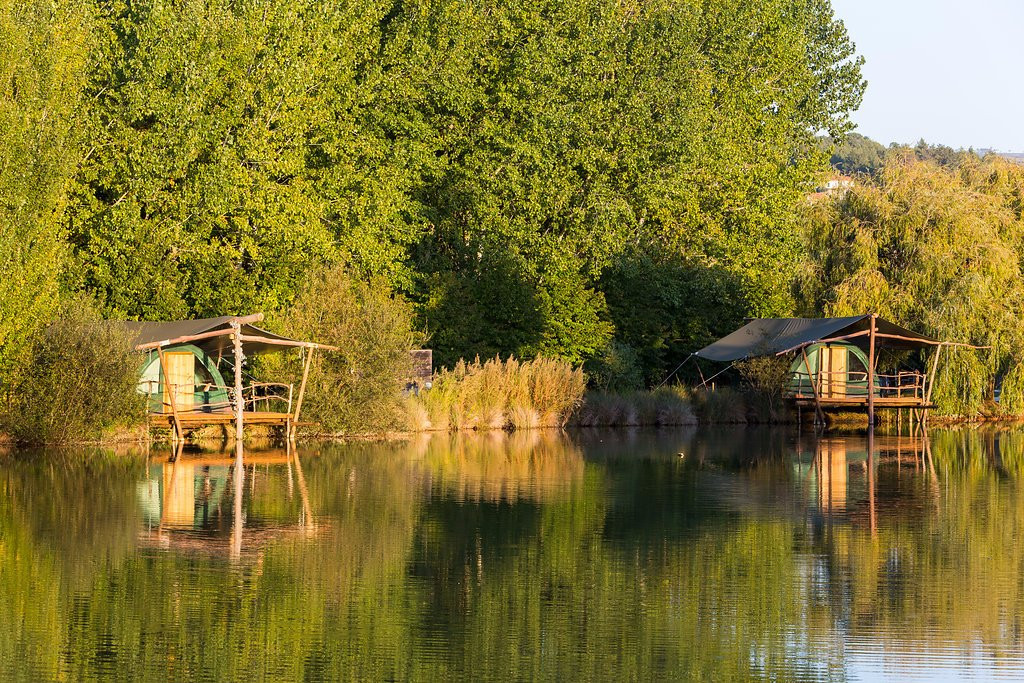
[[137, 344, 231, 413], [788, 343, 874, 398]]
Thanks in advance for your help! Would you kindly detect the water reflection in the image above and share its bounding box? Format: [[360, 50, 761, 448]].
[[136, 443, 316, 560], [4, 428, 1024, 680]]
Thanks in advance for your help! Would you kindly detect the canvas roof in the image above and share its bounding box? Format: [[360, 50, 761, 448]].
[[113, 315, 313, 356], [694, 316, 938, 363]]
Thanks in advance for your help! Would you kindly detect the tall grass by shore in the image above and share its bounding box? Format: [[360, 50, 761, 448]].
[[570, 387, 698, 427], [408, 357, 585, 432]]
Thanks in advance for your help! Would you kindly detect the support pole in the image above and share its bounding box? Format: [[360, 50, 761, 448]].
[[231, 322, 244, 444], [926, 343, 943, 406], [867, 313, 877, 428], [290, 347, 315, 441], [230, 439, 244, 561], [158, 347, 183, 443], [802, 347, 825, 426]]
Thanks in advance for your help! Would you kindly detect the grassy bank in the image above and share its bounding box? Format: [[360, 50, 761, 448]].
[[407, 357, 586, 432]]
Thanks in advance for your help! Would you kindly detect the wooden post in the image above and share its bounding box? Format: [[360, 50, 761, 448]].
[[293, 448, 314, 529], [231, 322, 244, 444], [158, 346, 183, 443], [867, 313, 877, 428], [923, 344, 943, 428], [290, 347, 315, 440], [926, 343, 943, 405], [802, 347, 825, 426]]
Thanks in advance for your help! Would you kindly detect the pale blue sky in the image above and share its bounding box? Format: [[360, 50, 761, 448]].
[[831, 0, 1024, 152]]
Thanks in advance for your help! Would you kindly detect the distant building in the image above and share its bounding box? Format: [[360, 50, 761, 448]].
[[407, 349, 433, 393], [816, 175, 855, 193], [807, 174, 855, 202]]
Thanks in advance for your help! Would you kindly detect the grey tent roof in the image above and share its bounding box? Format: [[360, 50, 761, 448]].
[[113, 315, 305, 356], [694, 316, 938, 362]]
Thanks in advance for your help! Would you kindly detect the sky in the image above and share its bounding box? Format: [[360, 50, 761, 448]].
[[830, 0, 1024, 152]]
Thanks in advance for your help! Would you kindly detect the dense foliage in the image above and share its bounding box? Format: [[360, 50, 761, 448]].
[[798, 152, 1024, 415], [2, 299, 146, 443], [0, 0, 90, 379], [0, 0, 865, 397], [266, 267, 419, 434], [824, 132, 887, 175]]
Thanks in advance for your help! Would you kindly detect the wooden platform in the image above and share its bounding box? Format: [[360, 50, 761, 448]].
[[790, 395, 935, 410], [148, 411, 292, 429]]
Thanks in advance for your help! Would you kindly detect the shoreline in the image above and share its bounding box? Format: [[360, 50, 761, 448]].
[[6, 413, 1024, 449]]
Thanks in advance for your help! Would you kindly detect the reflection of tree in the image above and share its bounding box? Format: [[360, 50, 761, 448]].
[[419, 430, 585, 504], [9, 430, 1024, 678], [0, 446, 147, 679]]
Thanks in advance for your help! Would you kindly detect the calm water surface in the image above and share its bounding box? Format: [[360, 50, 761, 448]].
[[3, 427, 1024, 681]]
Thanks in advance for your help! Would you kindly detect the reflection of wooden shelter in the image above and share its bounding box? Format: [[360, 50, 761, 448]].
[[816, 438, 848, 511], [695, 314, 984, 426], [139, 446, 315, 559], [117, 314, 337, 442]]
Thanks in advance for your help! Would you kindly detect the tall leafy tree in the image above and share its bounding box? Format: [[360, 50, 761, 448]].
[[0, 0, 91, 379], [67, 0, 427, 319]]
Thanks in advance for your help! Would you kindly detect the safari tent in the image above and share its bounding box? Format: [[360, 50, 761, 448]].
[[116, 314, 336, 441], [693, 314, 975, 424]]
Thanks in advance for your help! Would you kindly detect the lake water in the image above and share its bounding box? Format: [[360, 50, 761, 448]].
[[3, 427, 1024, 681]]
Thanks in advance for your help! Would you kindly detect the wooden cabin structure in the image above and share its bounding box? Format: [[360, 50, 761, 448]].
[[117, 314, 337, 442], [694, 314, 981, 426]]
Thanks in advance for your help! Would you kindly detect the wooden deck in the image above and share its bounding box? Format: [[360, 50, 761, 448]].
[[790, 395, 936, 410], [148, 411, 293, 430]]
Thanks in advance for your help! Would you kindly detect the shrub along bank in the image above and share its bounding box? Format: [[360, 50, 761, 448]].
[[1, 299, 146, 444]]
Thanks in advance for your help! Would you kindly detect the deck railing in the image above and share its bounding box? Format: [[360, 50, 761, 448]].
[[140, 380, 294, 415], [790, 369, 927, 401]]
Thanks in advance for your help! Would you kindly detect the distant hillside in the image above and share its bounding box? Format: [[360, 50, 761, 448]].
[[824, 135, 992, 174]]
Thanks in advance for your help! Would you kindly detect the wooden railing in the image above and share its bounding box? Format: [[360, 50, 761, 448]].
[[140, 380, 294, 415], [790, 370, 927, 401]]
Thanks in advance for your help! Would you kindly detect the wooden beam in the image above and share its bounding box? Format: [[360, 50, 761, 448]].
[[233, 313, 265, 325], [291, 347, 315, 440], [157, 347, 184, 443], [867, 313, 877, 428], [136, 327, 234, 351], [775, 327, 988, 358], [776, 330, 870, 356], [232, 323, 244, 444], [237, 334, 339, 352]]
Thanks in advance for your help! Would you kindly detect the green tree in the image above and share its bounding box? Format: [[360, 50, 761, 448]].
[[267, 266, 420, 434], [67, 0, 426, 320], [0, 0, 90, 381], [825, 132, 887, 175], [405, 0, 865, 369]]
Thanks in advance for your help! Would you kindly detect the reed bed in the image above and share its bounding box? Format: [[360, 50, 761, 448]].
[[410, 356, 586, 432], [570, 386, 697, 427]]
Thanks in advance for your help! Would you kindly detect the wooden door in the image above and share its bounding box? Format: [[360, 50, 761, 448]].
[[822, 346, 848, 398], [162, 352, 195, 413]]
